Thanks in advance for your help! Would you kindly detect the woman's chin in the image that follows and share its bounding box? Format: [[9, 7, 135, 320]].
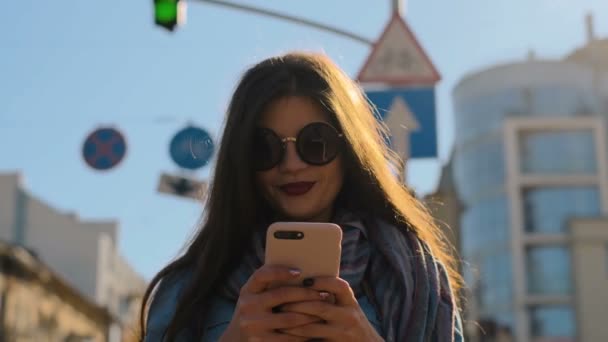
[[279, 212, 315, 222], [276, 206, 330, 222]]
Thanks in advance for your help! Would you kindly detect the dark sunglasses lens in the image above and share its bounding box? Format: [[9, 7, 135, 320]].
[[297, 123, 340, 165], [253, 129, 283, 170]]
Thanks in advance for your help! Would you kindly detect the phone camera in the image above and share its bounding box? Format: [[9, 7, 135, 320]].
[[274, 231, 304, 240]]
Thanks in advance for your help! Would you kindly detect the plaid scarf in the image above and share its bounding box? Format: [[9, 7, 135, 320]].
[[221, 211, 459, 342]]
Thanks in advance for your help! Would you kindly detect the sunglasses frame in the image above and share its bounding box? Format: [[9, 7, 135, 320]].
[[254, 122, 344, 171]]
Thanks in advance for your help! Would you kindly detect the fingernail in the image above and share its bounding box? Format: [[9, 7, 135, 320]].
[[319, 291, 330, 300], [302, 278, 314, 287], [289, 268, 301, 276]]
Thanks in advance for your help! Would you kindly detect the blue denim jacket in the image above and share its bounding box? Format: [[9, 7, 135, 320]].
[[144, 273, 382, 341]]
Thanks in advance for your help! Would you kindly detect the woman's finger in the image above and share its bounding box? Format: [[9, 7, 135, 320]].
[[280, 300, 343, 322], [248, 332, 308, 342], [240, 265, 301, 294], [274, 333, 311, 342], [306, 277, 357, 306], [242, 312, 323, 332], [256, 286, 331, 310], [281, 322, 341, 340]]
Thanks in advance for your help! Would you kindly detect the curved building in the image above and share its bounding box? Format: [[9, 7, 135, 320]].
[[452, 26, 608, 342]]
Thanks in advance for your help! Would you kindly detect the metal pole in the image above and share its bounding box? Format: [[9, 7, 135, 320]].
[[195, 0, 374, 46], [392, 0, 403, 15]]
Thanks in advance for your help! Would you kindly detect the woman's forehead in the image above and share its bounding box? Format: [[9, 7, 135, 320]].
[[259, 96, 331, 135]]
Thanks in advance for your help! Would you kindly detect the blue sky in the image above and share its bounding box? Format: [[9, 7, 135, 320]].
[[2, 0, 607, 280]]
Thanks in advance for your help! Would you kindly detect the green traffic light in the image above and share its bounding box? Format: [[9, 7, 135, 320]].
[[156, 1, 177, 21], [154, 0, 181, 31]]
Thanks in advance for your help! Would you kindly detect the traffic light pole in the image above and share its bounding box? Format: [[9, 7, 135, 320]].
[[164, 0, 405, 45], [195, 0, 375, 46]]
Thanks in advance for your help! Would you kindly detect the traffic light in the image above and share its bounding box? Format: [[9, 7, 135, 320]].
[[154, 0, 186, 32]]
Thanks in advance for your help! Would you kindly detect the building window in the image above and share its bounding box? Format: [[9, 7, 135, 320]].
[[526, 246, 572, 295], [529, 305, 576, 340], [523, 187, 600, 234], [519, 130, 596, 175]]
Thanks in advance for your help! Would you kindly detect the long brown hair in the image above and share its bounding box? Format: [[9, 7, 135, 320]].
[[139, 52, 462, 340]]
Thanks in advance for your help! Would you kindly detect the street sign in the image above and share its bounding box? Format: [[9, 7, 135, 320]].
[[169, 126, 215, 170], [357, 12, 440, 86], [366, 87, 437, 159], [384, 96, 420, 162], [157, 173, 207, 200], [82, 127, 127, 171], [358, 11, 440, 167]]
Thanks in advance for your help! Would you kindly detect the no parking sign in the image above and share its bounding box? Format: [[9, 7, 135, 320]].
[[82, 127, 127, 171]]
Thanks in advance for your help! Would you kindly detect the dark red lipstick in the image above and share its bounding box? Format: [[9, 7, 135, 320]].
[[279, 182, 315, 196]]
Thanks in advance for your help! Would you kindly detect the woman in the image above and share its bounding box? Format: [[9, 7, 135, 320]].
[[141, 52, 464, 341]]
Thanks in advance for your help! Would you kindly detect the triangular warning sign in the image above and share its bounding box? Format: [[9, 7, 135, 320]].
[[358, 13, 440, 86]]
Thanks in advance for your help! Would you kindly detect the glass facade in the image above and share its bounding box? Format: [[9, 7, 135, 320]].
[[453, 138, 505, 203], [520, 130, 597, 174], [453, 70, 604, 340], [455, 88, 520, 143], [461, 196, 510, 252], [526, 246, 572, 295], [461, 194, 513, 327], [454, 85, 602, 145], [479, 250, 513, 308], [523, 187, 601, 234], [453, 131, 511, 334], [529, 306, 576, 339]]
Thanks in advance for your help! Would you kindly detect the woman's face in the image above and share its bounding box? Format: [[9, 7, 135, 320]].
[[256, 96, 344, 222]]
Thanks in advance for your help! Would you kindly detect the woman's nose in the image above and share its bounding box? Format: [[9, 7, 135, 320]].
[[279, 141, 307, 172]]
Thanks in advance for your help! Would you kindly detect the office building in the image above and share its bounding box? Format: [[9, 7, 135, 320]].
[[451, 15, 608, 342]]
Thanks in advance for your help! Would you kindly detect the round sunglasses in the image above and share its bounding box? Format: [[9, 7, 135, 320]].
[[253, 122, 344, 171]]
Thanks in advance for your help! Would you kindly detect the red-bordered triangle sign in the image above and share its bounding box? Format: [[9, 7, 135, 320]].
[[357, 12, 440, 86]]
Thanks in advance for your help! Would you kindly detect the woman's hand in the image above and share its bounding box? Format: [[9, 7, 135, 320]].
[[279, 277, 384, 342], [219, 265, 330, 342]]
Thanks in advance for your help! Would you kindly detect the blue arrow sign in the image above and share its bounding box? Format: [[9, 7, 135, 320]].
[[366, 87, 437, 158]]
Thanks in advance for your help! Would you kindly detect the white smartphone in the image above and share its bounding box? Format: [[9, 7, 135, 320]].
[[265, 222, 343, 287]]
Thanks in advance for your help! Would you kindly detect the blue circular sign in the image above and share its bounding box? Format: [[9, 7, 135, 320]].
[[170, 126, 214, 170], [82, 127, 127, 170]]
